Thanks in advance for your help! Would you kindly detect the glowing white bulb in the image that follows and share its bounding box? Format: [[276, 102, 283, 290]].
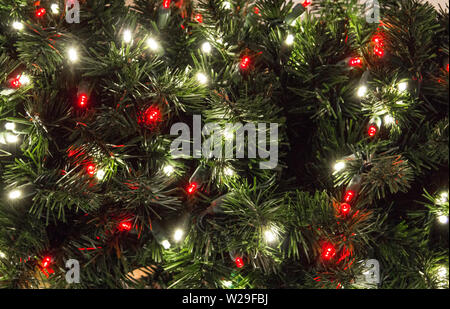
[[333, 161, 346, 172], [437, 266, 448, 279], [161, 240, 171, 249], [173, 229, 184, 242], [398, 82, 408, 92], [383, 114, 395, 126], [224, 167, 234, 176], [290, 19, 297, 26], [285, 34, 295, 45], [222, 1, 232, 9], [196, 73, 208, 84], [0, 251, 5, 258], [123, 29, 132, 43], [5, 133, 18, 144], [5, 122, 15, 131], [163, 165, 175, 176], [201, 42, 212, 54], [437, 192, 448, 204], [222, 280, 233, 288], [12, 21, 24, 31], [264, 228, 277, 243], [96, 169, 106, 181], [18, 74, 30, 85], [147, 37, 159, 51], [438, 215, 449, 224], [8, 189, 22, 200], [67, 47, 79, 62], [50, 3, 59, 14], [357, 85, 368, 97]]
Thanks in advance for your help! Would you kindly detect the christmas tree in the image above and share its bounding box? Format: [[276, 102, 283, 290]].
[[0, 0, 448, 290]]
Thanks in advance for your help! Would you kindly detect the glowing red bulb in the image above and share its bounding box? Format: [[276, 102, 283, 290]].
[[78, 93, 88, 107], [194, 13, 203, 23], [10, 77, 21, 88], [143, 106, 161, 125], [372, 35, 384, 46], [35, 8, 46, 17], [163, 0, 171, 9], [374, 46, 384, 57], [340, 203, 351, 216], [86, 164, 96, 177], [240, 56, 250, 70], [41, 256, 51, 268], [118, 221, 132, 231], [343, 190, 355, 203], [321, 243, 336, 261], [254, 7, 260, 15], [235, 257, 244, 268], [349, 57, 362, 67], [187, 182, 198, 194], [302, 0, 312, 7], [446, 64, 449, 72], [368, 125, 377, 137]]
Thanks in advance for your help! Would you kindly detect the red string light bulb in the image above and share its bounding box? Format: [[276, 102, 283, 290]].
[[187, 182, 198, 194], [240, 56, 251, 70], [321, 242, 336, 261], [368, 124, 378, 137], [340, 203, 351, 216], [235, 256, 244, 268], [343, 190, 355, 203], [163, 0, 171, 9], [118, 221, 132, 232], [35, 8, 46, 17]]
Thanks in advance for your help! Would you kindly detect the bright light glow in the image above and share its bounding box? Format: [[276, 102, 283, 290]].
[[222, 1, 232, 9], [123, 29, 132, 43], [5, 122, 15, 131], [147, 37, 159, 51], [50, 3, 59, 14], [8, 189, 22, 200], [334, 161, 346, 172], [224, 167, 234, 176], [222, 280, 233, 288], [201, 42, 212, 54], [383, 114, 395, 126], [12, 21, 24, 31], [398, 82, 408, 92], [161, 240, 171, 249], [67, 47, 79, 62], [173, 229, 184, 242], [0, 251, 5, 258], [96, 169, 106, 181], [264, 228, 277, 243], [196, 72, 208, 84], [357, 85, 368, 97], [437, 266, 448, 280], [5, 133, 19, 144], [285, 34, 295, 45], [437, 192, 448, 204], [438, 215, 449, 224], [18, 74, 30, 85], [163, 165, 175, 176]]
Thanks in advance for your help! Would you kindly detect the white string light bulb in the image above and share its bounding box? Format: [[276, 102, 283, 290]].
[[285, 34, 295, 45], [438, 214, 448, 224], [50, 3, 60, 14], [123, 29, 132, 43], [201, 42, 212, 54], [383, 114, 395, 126], [67, 47, 79, 62], [163, 165, 175, 176], [161, 240, 171, 249], [264, 228, 277, 243], [8, 189, 22, 200], [333, 161, 346, 172], [147, 37, 159, 51], [12, 21, 24, 31], [173, 229, 184, 242], [224, 167, 234, 176], [196, 72, 208, 84], [357, 85, 368, 97], [398, 82, 408, 92], [5, 122, 15, 131], [96, 169, 106, 181]]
